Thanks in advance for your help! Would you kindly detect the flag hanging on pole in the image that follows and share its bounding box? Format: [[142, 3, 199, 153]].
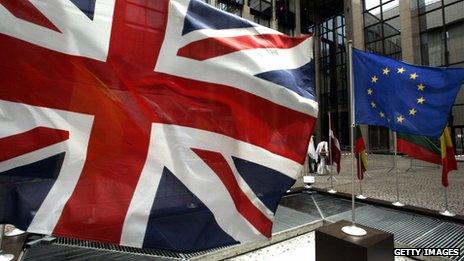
[[0, 0, 317, 252], [308, 135, 318, 161], [355, 125, 368, 180], [440, 127, 458, 187], [353, 48, 464, 138], [329, 114, 341, 173], [397, 133, 441, 165]]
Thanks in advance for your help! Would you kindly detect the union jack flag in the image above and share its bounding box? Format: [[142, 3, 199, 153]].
[[0, 0, 317, 252]]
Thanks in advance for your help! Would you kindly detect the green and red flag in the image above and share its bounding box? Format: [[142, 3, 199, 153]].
[[397, 133, 441, 165], [355, 125, 368, 180], [440, 127, 457, 187]]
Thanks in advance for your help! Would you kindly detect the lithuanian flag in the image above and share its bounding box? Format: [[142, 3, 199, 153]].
[[355, 125, 368, 180], [397, 133, 441, 165], [440, 127, 457, 187]]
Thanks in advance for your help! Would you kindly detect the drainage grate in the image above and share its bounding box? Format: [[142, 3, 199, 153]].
[[55, 237, 185, 259]]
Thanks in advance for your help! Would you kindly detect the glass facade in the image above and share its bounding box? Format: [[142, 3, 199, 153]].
[[364, 0, 401, 60], [319, 14, 349, 148], [418, 0, 464, 154]]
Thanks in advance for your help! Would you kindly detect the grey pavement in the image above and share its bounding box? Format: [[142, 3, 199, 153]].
[[312, 153, 464, 215]]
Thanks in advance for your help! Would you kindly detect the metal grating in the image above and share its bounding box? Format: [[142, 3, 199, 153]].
[[409, 222, 464, 261], [326, 205, 442, 245], [21, 193, 464, 260]]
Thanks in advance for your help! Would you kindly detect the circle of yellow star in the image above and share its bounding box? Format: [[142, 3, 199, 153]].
[[410, 73, 418, 80], [370, 101, 376, 108], [371, 75, 378, 83], [409, 108, 417, 116], [367, 88, 373, 95], [379, 112, 385, 118], [417, 97, 426, 104], [397, 115, 405, 123], [382, 68, 390, 75], [397, 67, 406, 74]]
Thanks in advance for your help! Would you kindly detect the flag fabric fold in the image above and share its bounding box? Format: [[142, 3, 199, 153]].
[[440, 127, 458, 187], [329, 114, 341, 173], [0, 0, 317, 252], [397, 132, 442, 165], [353, 48, 464, 138], [355, 125, 368, 180]]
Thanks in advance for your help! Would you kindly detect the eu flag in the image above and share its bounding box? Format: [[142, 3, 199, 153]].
[[353, 48, 464, 138]]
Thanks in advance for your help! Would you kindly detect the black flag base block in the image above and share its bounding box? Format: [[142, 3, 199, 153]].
[[316, 220, 394, 261]]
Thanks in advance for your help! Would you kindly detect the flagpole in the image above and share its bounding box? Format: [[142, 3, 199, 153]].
[[341, 40, 367, 236], [328, 112, 337, 194], [0, 225, 14, 261], [356, 155, 367, 199], [440, 183, 456, 217], [392, 132, 405, 207]]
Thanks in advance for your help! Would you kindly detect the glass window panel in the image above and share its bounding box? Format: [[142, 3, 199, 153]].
[[420, 32, 445, 66], [383, 17, 401, 37], [365, 23, 383, 43], [382, 0, 399, 20], [444, 0, 461, 5], [384, 34, 401, 54], [217, 2, 242, 16], [365, 0, 381, 10], [417, 0, 442, 13], [445, 2, 464, 24], [364, 12, 381, 27], [366, 41, 383, 54], [419, 9, 443, 31], [447, 23, 464, 64]]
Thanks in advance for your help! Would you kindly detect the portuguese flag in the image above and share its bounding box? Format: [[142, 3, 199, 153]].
[[355, 125, 368, 180], [440, 127, 457, 187], [397, 132, 441, 165]]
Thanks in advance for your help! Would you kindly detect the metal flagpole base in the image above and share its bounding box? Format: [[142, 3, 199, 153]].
[[439, 210, 456, 217], [5, 228, 25, 237], [341, 225, 367, 236], [0, 253, 14, 261], [356, 194, 367, 199], [392, 201, 405, 207], [327, 189, 337, 194]]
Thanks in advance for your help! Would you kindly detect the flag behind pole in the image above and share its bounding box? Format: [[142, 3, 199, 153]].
[[397, 132, 441, 165], [329, 116, 341, 173], [440, 127, 457, 187], [355, 125, 368, 180], [353, 48, 464, 138], [308, 135, 318, 160]]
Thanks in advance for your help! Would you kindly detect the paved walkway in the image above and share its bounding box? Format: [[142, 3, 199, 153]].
[[312, 153, 464, 215]]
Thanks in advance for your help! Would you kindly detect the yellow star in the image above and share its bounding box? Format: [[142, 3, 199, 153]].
[[409, 108, 417, 116], [397, 115, 405, 123], [397, 67, 405, 74], [417, 83, 425, 91], [370, 101, 376, 108], [382, 68, 390, 75], [417, 97, 426, 104], [371, 75, 378, 83], [410, 73, 418, 80], [379, 112, 385, 118], [367, 88, 373, 95]]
